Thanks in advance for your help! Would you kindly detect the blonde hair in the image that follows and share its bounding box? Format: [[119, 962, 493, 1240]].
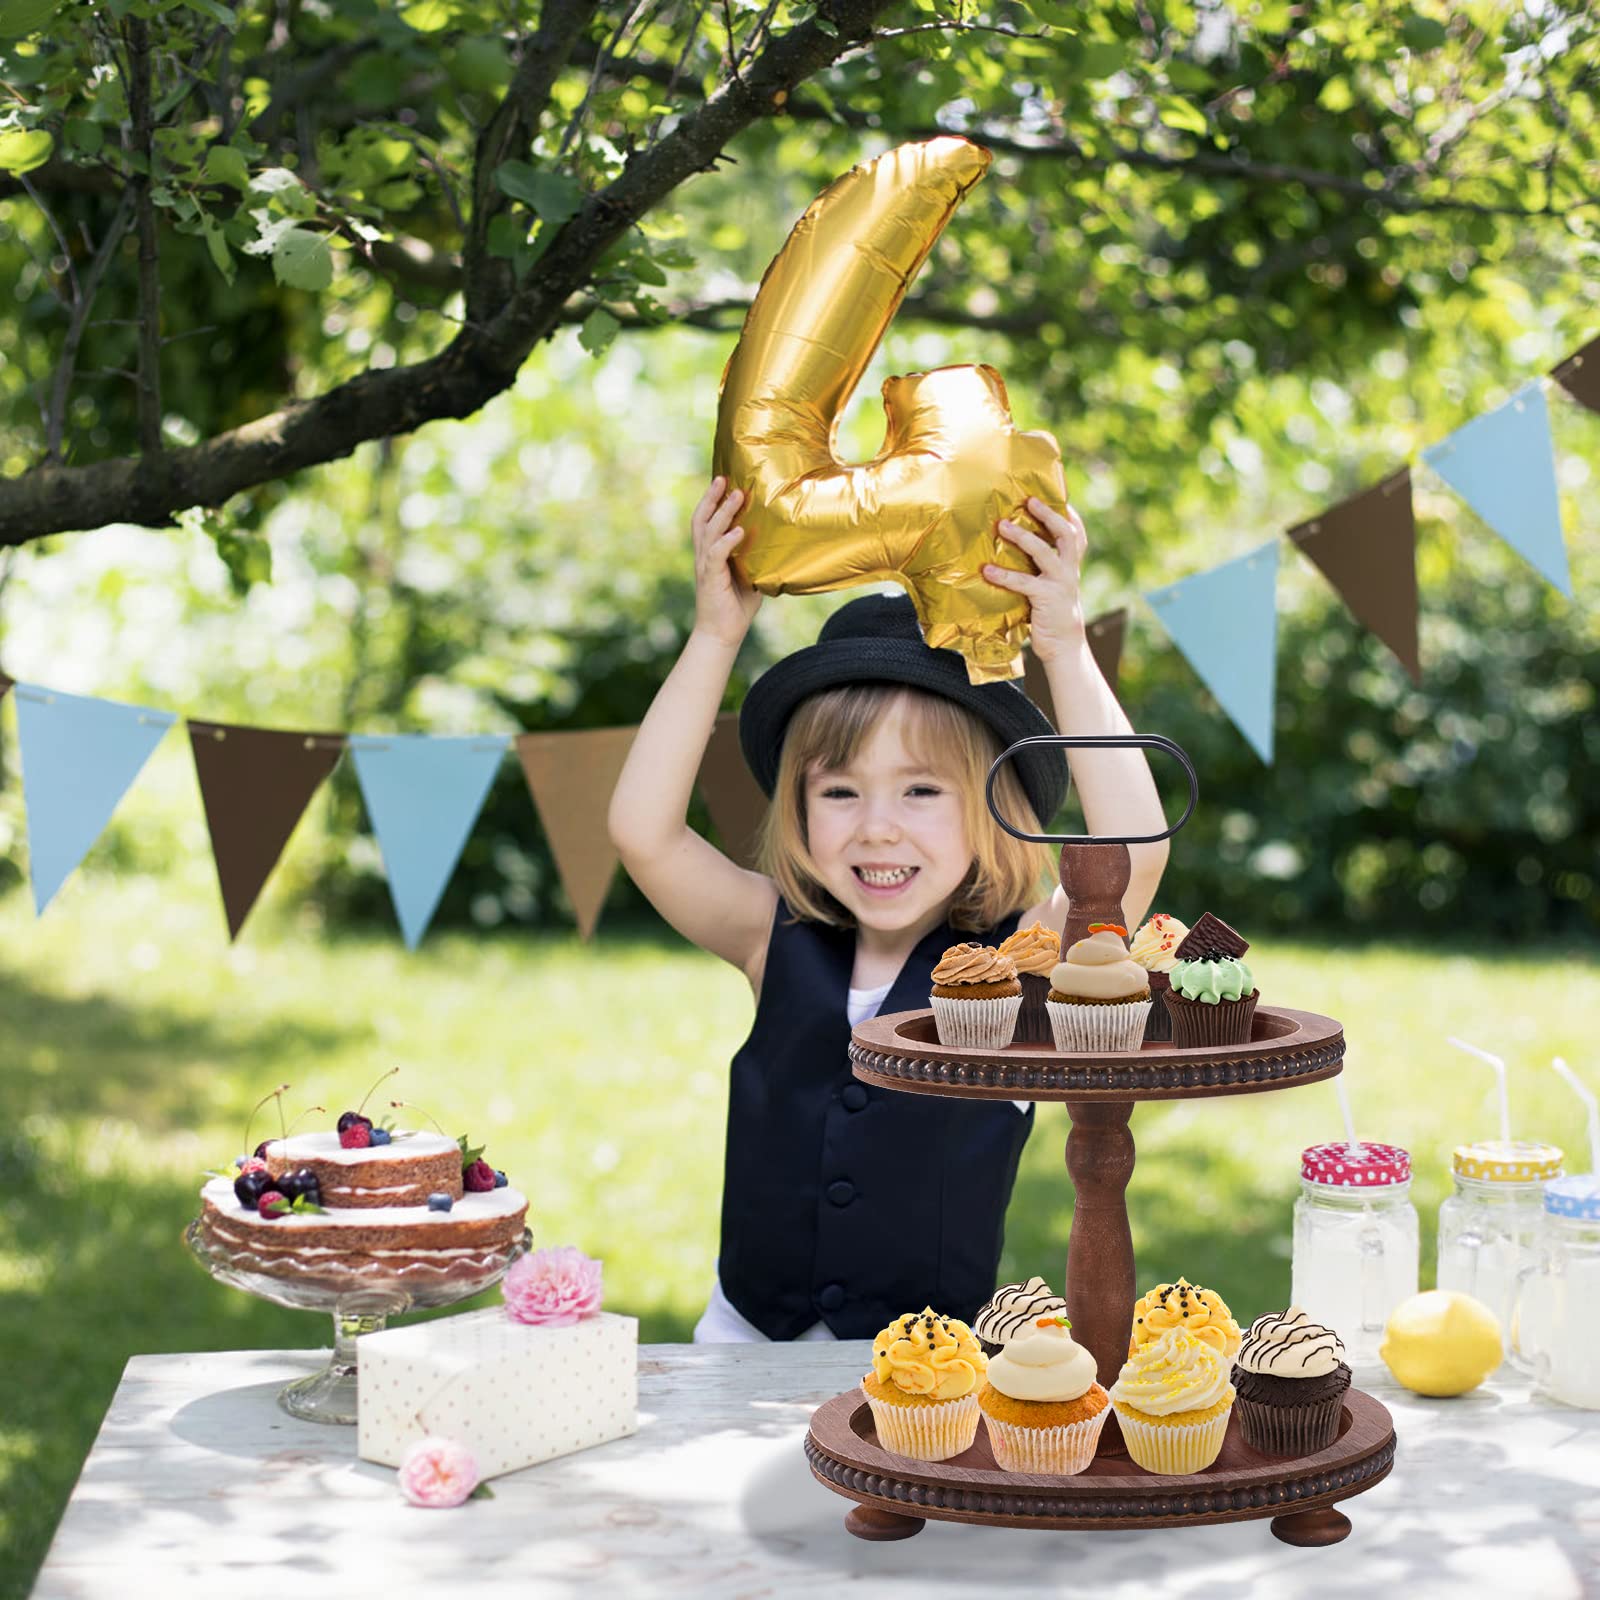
[[757, 684, 1055, 931]]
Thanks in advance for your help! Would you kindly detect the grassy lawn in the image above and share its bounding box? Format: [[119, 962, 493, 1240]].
[[2, 876, 1595, 1594]]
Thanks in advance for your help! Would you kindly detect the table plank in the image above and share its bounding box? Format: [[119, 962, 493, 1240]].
[[33, 1346, 1600, 1599]]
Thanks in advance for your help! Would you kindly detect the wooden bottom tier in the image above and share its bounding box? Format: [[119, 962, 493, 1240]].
[[806, 1386, 1395, 1544]]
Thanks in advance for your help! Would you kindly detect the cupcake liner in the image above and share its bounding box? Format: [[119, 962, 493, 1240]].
[[983, 1402, 1111, 1475], [1014, 972, 1054, 1043], [1234, 1391, 1345, 1457], [1046, 998, 1152, 1053], [1165, 988, 1259, 1048], [1115, 1400, 1233, 1474], [1142, 971, 1173, 1043], [930, 993, 1022, 1050], [864, 1389, 982, 1462]]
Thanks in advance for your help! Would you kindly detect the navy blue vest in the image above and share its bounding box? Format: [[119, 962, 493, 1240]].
[[716, 899, 1034, 1340]]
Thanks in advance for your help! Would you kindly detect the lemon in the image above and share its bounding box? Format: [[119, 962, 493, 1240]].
[[1379, 1290, 1503, 1396]]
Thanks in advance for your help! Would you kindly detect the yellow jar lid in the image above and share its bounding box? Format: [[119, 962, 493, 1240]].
[[1452, 1140, 1564, 1182]]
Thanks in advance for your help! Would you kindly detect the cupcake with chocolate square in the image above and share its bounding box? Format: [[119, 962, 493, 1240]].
[[862, 1307, 987, 1461], [1129, 912, 1188, 1042], [1232, 1307, 1352, 1455], [1045, 922, 1151, 1052], [929, 943, 1022, 1049], [1163, 913, 1259, 1048], [995, 921, 1061, 1044]]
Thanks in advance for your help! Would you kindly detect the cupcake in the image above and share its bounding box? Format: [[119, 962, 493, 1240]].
[[1163, 913, 1259, 1048], [1109, 1325, 1236, 1474], [1128, 1276, 1242, 1359], [996, 922, 1061, 1044], [1232, 1307, 1352, 1456], [1044, 923, 1151, 1052], [972, 1274, 1069, 1357], [974, 1285, 1110, 1474], [861, 1307, 987, 1461], [929, 943, 1022, 1049], [1129, 913, 1189, 1043]]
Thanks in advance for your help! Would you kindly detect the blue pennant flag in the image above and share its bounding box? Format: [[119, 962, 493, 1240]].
[[13, 684, 176, 913], [1144, 541, 1280, 764], [1421, 380, 1572, 597], [348, 734, 508, 948]]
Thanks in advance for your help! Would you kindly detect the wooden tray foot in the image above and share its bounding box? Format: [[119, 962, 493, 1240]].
[[1271, 1506, 1352, 1547], [845, 1506, 925, 1541]]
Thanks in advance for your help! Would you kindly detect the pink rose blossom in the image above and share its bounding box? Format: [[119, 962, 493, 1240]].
[[398, 1436, 480, 1508], [502, 1244, 603, 1327]]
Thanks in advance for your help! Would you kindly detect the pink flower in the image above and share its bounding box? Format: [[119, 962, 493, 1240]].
[[502, 1244, 603, 1327], [398, 1436, 480, 1508]]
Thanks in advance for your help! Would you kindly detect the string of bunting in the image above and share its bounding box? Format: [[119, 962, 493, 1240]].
[[0, 335, 1591, 943]]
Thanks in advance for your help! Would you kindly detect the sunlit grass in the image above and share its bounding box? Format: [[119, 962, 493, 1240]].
[[3, 876, 1596, 1594]]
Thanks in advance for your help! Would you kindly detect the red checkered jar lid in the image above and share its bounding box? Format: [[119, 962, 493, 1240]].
[[1301, 1141, 1412, 1187]]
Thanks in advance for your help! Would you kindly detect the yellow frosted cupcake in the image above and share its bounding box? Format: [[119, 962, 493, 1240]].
[[862, 1307, 986, 1461], [1128, 1276, 1242, 1359], [1109, 1325, 1235, 1474], [973, 1282, 1110, 1474]]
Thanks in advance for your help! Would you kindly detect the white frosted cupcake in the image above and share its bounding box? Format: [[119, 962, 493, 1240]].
[[1109, 1325, 1236, 1474], [929, 943, 1022, 1049], [1045, 923, 1151, 1052]]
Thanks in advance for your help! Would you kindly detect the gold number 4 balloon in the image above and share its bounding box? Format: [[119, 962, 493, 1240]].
[[713, 136, 1066, 684]]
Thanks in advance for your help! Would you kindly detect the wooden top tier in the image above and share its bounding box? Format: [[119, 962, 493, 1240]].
[[850, 1005, 1344, 1104]]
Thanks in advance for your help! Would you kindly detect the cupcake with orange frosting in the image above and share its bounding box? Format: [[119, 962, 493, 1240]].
[[1109, 1325, 1236, 1473], [929, 943, 1022, 1049], [862, 1307, 987, 1461], [1128, 1276, 1243, 1359], [1129, 912, 1189, 1042], [974, 1279, 1110, 1474], [1045, 923, 1151, 1052], [996, 922, 1061, 1044]]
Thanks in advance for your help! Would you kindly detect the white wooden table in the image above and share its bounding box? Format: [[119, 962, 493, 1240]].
[[33, 1343, 1600, 1599]]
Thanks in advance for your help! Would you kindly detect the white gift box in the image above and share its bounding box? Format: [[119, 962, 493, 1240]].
[[357, 1306, 638, 1478]]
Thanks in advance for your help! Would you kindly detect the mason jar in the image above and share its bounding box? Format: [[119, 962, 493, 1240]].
[[1292, 1142, 1418, 1365], [1436, 1140, 1563, 1369], [1514, 1175, 1600, 1409]]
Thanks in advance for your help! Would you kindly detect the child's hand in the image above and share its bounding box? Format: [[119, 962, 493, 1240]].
[[983, 496, 1088, 665], [692, 476, 762, 648]]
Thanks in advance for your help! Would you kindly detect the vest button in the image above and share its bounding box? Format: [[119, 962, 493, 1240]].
[[826, 1179, 855, 1207], [841, 1084, 869, 1112], [817, 1283, 845, 1312]]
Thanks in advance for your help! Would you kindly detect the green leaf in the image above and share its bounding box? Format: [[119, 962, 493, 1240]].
[[578, 308, 620, 357], [200, 214, 235, 285], [0, 0, 59, 39], [469, 1482, 495, 1499], [271, 228, 333, 291], [0, 128, 54, 175], [374, 178, 423, 210], [457, 1134, 486, 1170], [290, 1193, 327, 1214], [65, 118, 104, 155], [1156, 96, 1208, 136], [446, 37, 512, 93], [208, 524, 273, 595], [204, 145, 250, 191], [1401, 12, 1447, 52], [400, 0, 454, 31], [184, 0, 236, 23], [494, 161, 583, 223], [1078, 39, 1122, 79]]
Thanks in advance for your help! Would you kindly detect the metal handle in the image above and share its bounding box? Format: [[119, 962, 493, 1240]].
[[984, 733, 1199, 845]]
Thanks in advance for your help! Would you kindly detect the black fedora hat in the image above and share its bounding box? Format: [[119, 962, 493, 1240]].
[[739, 592, 1068, 825]]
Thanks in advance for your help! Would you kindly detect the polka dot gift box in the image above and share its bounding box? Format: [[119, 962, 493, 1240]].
[[358, 1294, 638, 1479]]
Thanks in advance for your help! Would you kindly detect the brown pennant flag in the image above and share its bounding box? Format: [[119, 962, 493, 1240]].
[[698, 712, 768, 871], [1288, 467, 1421, 684], [516, 726, 637, 941], [1553, 336, 1600, 415], [0, 674, 11, 701], [188, 720, 346, 939], [1022, 608, 1127, 726]]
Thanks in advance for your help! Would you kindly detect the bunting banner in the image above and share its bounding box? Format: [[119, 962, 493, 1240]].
[[1554, 336, 1600, 415], [1144, 542, 1280, 765], [699, 713, 769, 873], [515, 727, 637, 941], [1288, 468, 1421, 685], [188, 721, 346, 939], [1421, 380, 1572, 598], [13, 684, 176, 913], [348, 733, 508, 949]]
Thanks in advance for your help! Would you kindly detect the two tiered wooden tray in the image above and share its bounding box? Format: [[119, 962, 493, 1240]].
[[805, 741, 1396, 1547]]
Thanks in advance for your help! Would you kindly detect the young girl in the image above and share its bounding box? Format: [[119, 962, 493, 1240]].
[[608, 478, 1171, 1342]]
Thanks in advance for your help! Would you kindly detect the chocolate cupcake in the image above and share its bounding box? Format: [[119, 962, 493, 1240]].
[[1232, 1307, 1351, 1456], [995, 922, 1061, 1044], [1164, 913, 1259, 1047], [929, 944, 1022, 1049]]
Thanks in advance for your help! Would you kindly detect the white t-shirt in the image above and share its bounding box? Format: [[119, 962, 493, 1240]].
[[691, 980, 1030, 1343]]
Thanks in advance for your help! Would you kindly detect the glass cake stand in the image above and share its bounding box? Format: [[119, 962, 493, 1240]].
[[185, 1220, 532, 1424]]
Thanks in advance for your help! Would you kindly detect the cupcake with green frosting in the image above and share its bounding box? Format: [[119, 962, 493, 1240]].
[[1163, 913, 1259, 1047]]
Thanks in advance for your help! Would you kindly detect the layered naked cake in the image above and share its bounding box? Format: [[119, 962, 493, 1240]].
[[259, 1131, 466, 1208]]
